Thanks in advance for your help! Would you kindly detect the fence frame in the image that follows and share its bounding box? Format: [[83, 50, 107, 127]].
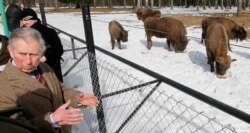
[[38, 3, 250, 132]]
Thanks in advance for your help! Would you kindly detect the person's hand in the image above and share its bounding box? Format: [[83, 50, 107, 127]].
[[52, 100, 83, 126], [77, 93, 100, 108]]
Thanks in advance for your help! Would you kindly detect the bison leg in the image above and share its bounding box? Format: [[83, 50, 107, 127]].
[[147, 34, 153, 50], [167, 40, 172, 51], [201, 32, 205, 44], [111, 38, 115, 50], [201, 31, 205, 44], [117, 39, 121, 50], [210, 62, 215, 72], [228, 40, 232, 52], [206, 49, 215, 72]]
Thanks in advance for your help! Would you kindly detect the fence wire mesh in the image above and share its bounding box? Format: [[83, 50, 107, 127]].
[[62, 49, 239, 133]]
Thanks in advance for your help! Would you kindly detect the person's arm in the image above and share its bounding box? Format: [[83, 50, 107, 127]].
[[61, 83, 100, 108], [44, 29, 63, 63]]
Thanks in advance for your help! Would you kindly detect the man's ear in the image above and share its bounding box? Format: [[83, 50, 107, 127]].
[[40, 52, 46, 62], [7, 46, 14, 58]]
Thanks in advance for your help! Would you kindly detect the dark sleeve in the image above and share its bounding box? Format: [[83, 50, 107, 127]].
[[44, 28, 64, 63], [6, 5, 22, 31]]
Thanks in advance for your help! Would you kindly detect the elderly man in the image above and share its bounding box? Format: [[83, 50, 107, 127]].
[[0, 28, 99, 133]]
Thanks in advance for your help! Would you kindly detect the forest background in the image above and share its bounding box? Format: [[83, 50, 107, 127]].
[[3, 0, 250, 17], [3, 0, 250, 40]]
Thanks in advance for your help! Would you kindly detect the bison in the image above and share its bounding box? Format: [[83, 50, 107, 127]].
[[108, 20, 128, 50], [136, 8, 161, 22], [205, 23, 234, 77], [201, 17, 247, 51], [144, 17, 188, 52]]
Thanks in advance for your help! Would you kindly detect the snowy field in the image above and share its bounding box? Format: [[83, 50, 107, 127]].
[[1, 6, 250, 132]]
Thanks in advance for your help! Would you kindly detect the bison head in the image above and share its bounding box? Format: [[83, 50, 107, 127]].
[[215, 55, 232, 75], [121, 30, 128, 42], [136, 8, 143, 20], [176, 36, 189, 52], [232, 25, 247, 41]]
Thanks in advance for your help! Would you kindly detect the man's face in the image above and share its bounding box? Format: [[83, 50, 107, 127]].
[[21, 19, 37, 27], [8, 37, 43, 73]]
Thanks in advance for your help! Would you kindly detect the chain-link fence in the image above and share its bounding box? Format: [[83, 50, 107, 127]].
[[62, 49, 238, 133]]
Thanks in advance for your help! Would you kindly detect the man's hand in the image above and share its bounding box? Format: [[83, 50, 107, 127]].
[[52, 100, 83, 126], [77, 94, 100, 108]]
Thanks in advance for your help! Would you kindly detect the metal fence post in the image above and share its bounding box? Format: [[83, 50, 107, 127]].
[[38, 3, 47, 26], [81, 4, 107, 133]]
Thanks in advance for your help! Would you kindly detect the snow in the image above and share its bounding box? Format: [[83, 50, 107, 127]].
[[1, 6, 249, 132]]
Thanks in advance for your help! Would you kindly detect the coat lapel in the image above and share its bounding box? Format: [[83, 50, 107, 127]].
[[4, 63, 52, 100]]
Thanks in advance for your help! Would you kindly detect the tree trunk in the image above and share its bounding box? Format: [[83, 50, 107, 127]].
[[242, 0, 246, 10], [145, 0, 149, 7], [170, 0, 173, 9], [220, 0, 224, 10], [108, 0, 113, 8], [208, 0, 211, 8], [93, 0, 96, 8], [150, 0, 154, 8], [248, 0, 250, 9], [197, 0, 200, 11], [158, 0, 161, 7], [124, 0, 127, 8], [202, 0, 206, 9], [102, 0, 105, 7], [237, 0, 242, 16], [54, 0, 59, 10], [215, 0, 218, 9], [137, 0, 141, 8]]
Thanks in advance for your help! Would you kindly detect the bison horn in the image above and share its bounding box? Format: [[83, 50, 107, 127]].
[[232, 59, 237, 62]]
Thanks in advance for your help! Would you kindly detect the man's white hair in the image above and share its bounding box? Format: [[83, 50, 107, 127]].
[[8, 27, 46, 53]]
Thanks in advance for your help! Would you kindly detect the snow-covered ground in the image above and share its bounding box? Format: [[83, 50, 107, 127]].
[[1, 6, 249, 132]]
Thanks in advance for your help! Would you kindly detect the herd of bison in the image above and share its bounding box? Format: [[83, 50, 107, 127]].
[[108, 8, 247, 78]]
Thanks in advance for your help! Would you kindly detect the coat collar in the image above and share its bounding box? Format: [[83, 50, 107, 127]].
[[3, 62, 52, 100]]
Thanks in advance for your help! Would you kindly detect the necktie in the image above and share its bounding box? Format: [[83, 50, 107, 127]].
[[35, 70, 46, 85]]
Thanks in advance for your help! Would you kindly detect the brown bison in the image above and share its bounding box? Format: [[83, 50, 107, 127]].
[[136, 8, 161, 22], [144, 17, 188, 52], [108, 20, 128, 50], [201, 17, 247, 51], [205, 23, 234, 77]]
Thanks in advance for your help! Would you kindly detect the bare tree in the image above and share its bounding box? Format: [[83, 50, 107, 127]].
[[108, 0, 112, 8], [202, 0, 206, 10], [242, 0, 246, 9], [215, 0, 218, 9], [170, 0, 173, 9], [150, 0, 154, 8], [220, 0, 224, 10], [237, 0, 242, 16], [248, 0, 250, 9], [158, 0, 161, 8], [93, 0, 96, 8], [124, 0, 126, 8], [137, 0, 141, 8], [185, 0, 188, 8], [196, 0, 200, 11], [53, 0, 59, 10], [145, 0, 149, 7]]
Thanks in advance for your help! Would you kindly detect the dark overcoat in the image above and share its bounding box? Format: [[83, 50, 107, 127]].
[[31, 20, 64, 82]]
